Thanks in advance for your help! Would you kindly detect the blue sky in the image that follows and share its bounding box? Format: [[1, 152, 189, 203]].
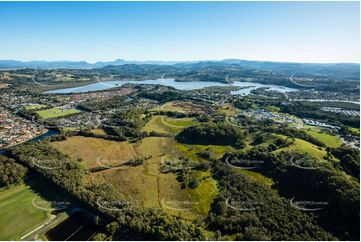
[[0, 1, 359, 63]]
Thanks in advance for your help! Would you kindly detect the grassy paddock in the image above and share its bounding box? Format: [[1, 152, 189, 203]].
[[24, 104, 47, 111], [161, 116, 198, 127], [152, 101, 212, 114], [36, 107, 81, 119], [52, 136, 137, 168], [275, 138, 327, 161], [142, 115, 198, 135], [305, 130, 341, 148], [53, 136, 219, 220]]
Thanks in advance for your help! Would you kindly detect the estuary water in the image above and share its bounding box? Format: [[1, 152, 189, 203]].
[[43, 78, 298, 95]]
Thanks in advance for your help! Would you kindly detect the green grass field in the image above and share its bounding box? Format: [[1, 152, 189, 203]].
[[185, 172, 218, 215], [275, 138, 327, 161], [237, 169, 273, 187], [23, 104, 47, 111], [36, 107, 81, 119], [142, 115, 199, 135], [349, 127, 360, 136], [305, 130, 341, 148], [142, 115, 175, 134], [176, 143, 235, 161], [0, 185, 51, 240], [162, 116, 198, 127]]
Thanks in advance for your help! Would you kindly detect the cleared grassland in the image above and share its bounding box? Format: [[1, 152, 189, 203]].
[[142, 115, 198, 135], [0, 185, 50, 240], [162, 116, 198, 127], [0, 83, 9, 89], [142, 116, 174, 134], [152, 102, 187, 113], [216, 103, 240, 116], [36, 107, 81, 119], [53, 135, 218, 220], [176, 143, 235, 161], [305, 130, 342, 148], [303, 124, 322, 132], [0, 72, 32, 81], [52, 113, 219, 220], [152, 101, 213, 114], [177, 133, 275, 187], [185, 171, 218, 215], [237, 169, 274, 187], [274, 138, 327, 161], [90, 128, 107, 136], [52, 136, 137, 168], [349, 127, 360, 136], [89, 165, 160, 207], [87, 137, 199, 219], [135, 137, 200, 219]]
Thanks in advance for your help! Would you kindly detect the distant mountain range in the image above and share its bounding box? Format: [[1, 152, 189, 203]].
[[0, 59, 359, 80], [0, 59, 198, 69]]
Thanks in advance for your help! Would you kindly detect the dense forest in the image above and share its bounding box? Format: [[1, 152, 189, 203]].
[[0, 155, 27, 189], [330, 146, 360, 179], [207, 160, 336, 240], [176, 123, 246, 148], [222, 147, 360, 240]]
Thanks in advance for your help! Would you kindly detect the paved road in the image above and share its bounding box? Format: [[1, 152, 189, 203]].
[[21, 210, 72, 241], [21, 207, 95, 241]]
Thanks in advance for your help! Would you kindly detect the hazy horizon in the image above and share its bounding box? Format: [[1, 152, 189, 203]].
[[0, 58, 359, 65], [0, 1, 359, 63]]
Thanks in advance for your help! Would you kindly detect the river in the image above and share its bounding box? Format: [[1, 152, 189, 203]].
[[43, 78, 298, 95]]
